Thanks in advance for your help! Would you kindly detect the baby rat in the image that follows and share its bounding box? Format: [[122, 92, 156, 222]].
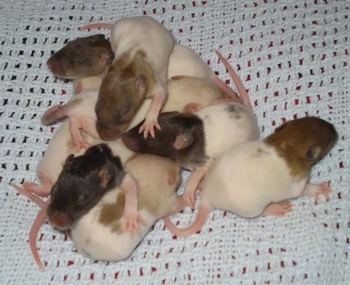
[[47, 143, 144, 234], [47, 34, 114, 79], [80, 16, 176, 139], [122, 100, 259, 208], [163, 116, 338, 237], [11, 139, 135, 271], [70, 153, 185, 261]]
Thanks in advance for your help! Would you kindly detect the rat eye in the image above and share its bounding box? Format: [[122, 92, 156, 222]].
[[77, 192, 89, 204]]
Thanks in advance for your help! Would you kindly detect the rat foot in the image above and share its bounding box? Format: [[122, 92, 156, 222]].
[[69, 115, 91, 151], [302, 181, 331, 203], [138, 117, 161, 139], [123, 213, 146, 237], [262, 200, 292, 217]]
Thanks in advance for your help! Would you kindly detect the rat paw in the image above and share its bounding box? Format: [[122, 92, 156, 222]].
[[123, 213, 146, 237], [22, 182, 50, 197], [262, 201, 292, 217], [139, 119, 161, 139], [183, 192, 196, 209], [311, 181, 331, 203]]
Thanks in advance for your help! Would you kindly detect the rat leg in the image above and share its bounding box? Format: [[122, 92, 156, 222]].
[[139, 66, 168, 138], [10, 182, 47, 208], [69, 115, 99, 150], [183, 165, 209, 209], [301, 181, 331, 203], [261, 201, 292, 217], [20, 171, 53, 197], [120, 174, 146, 236]]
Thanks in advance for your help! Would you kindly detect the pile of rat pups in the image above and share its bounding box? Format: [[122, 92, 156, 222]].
[[11, 16, 338, 271]]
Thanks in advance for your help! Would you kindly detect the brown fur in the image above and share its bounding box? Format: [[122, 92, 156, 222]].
[[265, 116, 338, 178], [99, 192, 125, 234], [95, 50, 156, 139]]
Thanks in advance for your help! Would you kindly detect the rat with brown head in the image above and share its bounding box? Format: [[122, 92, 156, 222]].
[[163, 116, 338, 237], [47, 34, 114, 79]]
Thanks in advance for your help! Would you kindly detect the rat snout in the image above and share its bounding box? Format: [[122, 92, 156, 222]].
[[47, 56, 65, 77], [97, 127, 122, 141], [47, 211, 74, 230]]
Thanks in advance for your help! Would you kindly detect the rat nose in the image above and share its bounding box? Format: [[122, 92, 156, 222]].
[[47, 211, 73, 230], [47, 57, 65, 76]]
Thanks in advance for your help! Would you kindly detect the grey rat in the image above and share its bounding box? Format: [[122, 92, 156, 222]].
[[47, 34, 114, 79], [163, 116, 338, 237]]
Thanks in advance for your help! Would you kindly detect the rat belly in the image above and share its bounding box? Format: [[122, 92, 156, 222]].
[[71, 206, 152, 261], [202, 142, 296, 218]]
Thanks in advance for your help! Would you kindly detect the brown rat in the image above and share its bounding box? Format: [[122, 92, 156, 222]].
[[122, 101, 259, 207], [163, 116, 338, 237], [47, 34, 114, 79]]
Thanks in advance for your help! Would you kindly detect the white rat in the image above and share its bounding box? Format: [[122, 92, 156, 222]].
[[70, 153, 185, 261], [163, 116, 338, 237]]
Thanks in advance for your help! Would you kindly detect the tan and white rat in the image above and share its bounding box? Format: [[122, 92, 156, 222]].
[[80, 16, 176, 139], [163, 116, 338, 237]]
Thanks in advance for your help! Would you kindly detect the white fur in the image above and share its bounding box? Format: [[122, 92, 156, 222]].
[[196, 102, 259, 161], [110, 16, 175, 73], [203, 141, 308, 218]]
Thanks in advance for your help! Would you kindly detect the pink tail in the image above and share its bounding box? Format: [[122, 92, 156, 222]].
[[163, 202, 211, 237], [215, 50, 252, 109], [10, 182, 49, 271], [211, 76, 242, 104], [30, 203, 50, 271], [79, 23, 113, 31]]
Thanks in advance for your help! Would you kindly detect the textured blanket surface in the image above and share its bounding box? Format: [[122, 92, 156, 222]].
[[0, 0, 349, 284]]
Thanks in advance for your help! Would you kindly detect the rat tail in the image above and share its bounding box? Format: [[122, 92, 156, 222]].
[[79, 23, 113, 31], [10, 182, 49, 271], [41, 103, 69, 125], [30, 204, 49, 271], [215, 50, 252, 109], [211, 75, 242, 105], [163, 201, 211, 237]]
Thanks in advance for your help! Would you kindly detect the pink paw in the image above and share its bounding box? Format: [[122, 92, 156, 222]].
[[183, 191, 196, 209], [22, 181, 50, 197], [138, 118, 161, 139], [311, 181, 331, 203], [123, 212, 146, 237], [262, 201, 292, 217]]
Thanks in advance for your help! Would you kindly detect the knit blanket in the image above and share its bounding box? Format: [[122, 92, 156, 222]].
[[0, 0, 348, 284]]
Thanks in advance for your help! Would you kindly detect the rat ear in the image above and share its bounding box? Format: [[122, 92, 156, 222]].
[[98, 162, 115, 188], [166, 169, 177, 185], [173, 133, 194, 150], [64, 154, 75, 164], [274, 121, 290, 133], [305, 145, 322, 161], [100, 51, 114, 66], [184, 103, 202, 113], [135, 74, 147, 96]]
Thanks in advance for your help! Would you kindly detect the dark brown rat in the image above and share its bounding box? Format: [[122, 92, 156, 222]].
[[122, 101, 259, 207], [164, 116, 338, 237], [47, 143, 143, 234], [47, 34, 114, 79]]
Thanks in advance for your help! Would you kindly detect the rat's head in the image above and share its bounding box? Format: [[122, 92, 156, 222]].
[[122, 112, 204, 163], [267, 116, 338, 168], [47, 143, 124, 230], [47, 34, 114, 79], [95, 62, 149, 140]]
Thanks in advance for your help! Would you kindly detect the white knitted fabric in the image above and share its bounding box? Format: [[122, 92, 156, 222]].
[[0, 0, 349, 284]]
